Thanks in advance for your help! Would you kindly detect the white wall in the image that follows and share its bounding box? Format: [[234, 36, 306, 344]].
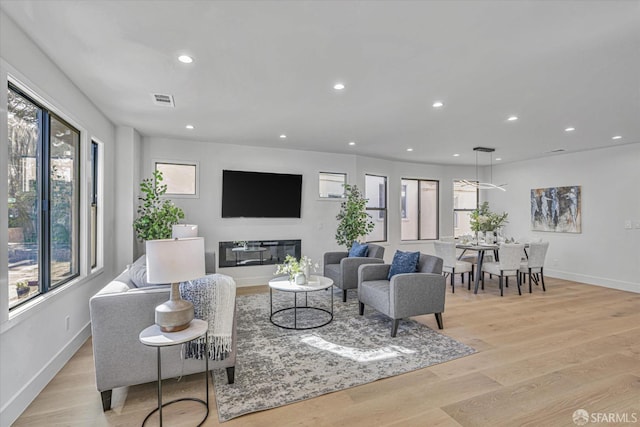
[[142, 137, 478, 285], [143, 138, 356, 284], [0, 11, 117, 426], [115, 126, 142, 273], [486, 143, 640, 292]]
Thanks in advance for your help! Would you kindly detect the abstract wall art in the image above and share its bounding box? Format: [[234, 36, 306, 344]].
[[530, 185, 581, 233]]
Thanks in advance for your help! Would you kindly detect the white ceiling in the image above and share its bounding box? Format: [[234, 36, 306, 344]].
[[2, 0, 639, 165]]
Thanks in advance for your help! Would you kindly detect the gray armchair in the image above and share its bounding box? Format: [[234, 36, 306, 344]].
[[358, 253, 445, 337], [323, 244, 385, 302]]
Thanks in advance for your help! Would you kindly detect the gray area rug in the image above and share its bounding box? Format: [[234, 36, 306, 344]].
[[212, 289, 476, 422]]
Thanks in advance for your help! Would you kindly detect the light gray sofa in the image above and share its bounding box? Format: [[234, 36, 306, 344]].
[[358, 253, 445, 337], [89, 255, 236, 411], [323, 244, 385, 302]]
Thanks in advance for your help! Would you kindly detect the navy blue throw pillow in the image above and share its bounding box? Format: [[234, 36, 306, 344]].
[[388, 250, 420, 279], [348, 242, 369, 257]]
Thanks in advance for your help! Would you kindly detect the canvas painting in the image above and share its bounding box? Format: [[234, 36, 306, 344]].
[[531, 186, 581, 233]]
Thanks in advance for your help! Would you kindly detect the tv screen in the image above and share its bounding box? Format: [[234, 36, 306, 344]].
[[222, 170, 303, 218]]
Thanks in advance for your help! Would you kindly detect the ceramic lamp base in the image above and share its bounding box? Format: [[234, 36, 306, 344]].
[[155, 282, 194, 332]]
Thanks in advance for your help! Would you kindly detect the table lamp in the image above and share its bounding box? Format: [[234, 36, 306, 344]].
[[172, 224, 198, 238], [146, 237, 205, 332]]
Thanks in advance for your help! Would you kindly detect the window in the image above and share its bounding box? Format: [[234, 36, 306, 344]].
[[154, 161, 198, 197], [7, 84, 80, 309], [400, 179, 439, 240], [401, 184, 408, 219], [318, 172, 346, 198], [453, 180, 478, 238], [365, 174, 387, 242], [90, 141, 99, 269]]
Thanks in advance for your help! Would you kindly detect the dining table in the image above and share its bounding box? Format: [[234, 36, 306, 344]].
[[456, 242, 529, 294]]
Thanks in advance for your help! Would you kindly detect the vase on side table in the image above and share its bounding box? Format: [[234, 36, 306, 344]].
[[294, 272, 307, 285]]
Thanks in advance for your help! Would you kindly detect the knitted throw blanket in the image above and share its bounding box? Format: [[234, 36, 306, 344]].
[[180, 274, 236, 360]]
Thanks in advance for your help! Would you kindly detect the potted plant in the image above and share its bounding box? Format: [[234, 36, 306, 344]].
[[469, 202, 508, 242], [16, 280, 29, 297], [275, 255, 319, 284], [133, 170, 185, 241], [335, 184, 375, 250]]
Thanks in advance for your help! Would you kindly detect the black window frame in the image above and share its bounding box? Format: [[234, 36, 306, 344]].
[[8, 82, 81, 309], [453, 180, 479, 239], [365, 174, 387, 243], [400, 178, 440, 241]]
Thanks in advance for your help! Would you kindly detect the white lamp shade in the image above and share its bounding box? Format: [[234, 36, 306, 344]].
[[146, 237, 205, 284], [172, 224, 198, 238]]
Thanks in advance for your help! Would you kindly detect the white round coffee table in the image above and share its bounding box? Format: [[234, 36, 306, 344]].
[[268, 275, 334, 330]]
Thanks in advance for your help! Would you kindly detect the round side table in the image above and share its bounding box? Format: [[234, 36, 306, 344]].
[[139, 319, 209, 427]]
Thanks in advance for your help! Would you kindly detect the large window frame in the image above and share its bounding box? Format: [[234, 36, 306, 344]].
[[364, 174, 387, 243], [400, 178, 440, 241], [453, 180, 479, 238], [8, 82, 81, 310]]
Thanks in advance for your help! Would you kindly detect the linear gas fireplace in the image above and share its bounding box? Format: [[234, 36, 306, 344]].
[[218, 239, 301, 268]]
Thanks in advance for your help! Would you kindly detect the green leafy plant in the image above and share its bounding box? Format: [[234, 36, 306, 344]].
[[275, 255, 318, 281], [335, 184, 375, 249], [133, 170, 185, 241], [469, 201, 508, 232]]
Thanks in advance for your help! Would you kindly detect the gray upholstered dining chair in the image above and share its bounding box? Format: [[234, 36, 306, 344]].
[[433, 240, 474, 293], [357, 253, 445, 337], [323, 244, 385, 302], [519, 241, 549, 293], [481, 243, 525, 296]]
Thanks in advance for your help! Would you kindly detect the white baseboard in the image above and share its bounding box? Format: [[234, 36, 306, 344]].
[[0, 322, 92, 427], [234, 275, 273, 287], [546, 269, 639, 294]]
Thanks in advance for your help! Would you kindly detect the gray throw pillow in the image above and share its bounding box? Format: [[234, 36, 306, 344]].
[[128, 256, 166, 288]]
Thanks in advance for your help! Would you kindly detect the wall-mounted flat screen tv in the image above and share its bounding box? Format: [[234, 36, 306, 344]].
[[222, 170, 303, 218]]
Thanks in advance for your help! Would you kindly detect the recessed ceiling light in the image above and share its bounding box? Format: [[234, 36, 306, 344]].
[[453, 153, 460, 157], [406, 148, 413, 152], [185, 124, 194, 130], [565, 127, 575, 132], [495, 157, 502, 161], [333, 83, 345, 90], [178, 55, 193, 64], [432, 101, 444, 108], [507, 115, 518, 121], [279, 134, 287, 139], [612, 135, 622, 140], [348, 141, 356, 146]]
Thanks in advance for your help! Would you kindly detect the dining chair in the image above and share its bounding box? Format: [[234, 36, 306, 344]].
[[519, 241, 549, 293], [434, 240, 473, 292], [481, 243, 525, 296]]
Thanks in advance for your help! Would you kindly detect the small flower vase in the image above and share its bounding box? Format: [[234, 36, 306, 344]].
[[303, 265, 310, 280], [294, 272, 307, 285]]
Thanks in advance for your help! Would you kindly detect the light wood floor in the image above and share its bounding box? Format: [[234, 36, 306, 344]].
[[14, 277, 640, 426]]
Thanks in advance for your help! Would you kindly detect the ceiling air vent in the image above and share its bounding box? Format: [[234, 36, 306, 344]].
[[151, 93, 175, 107]]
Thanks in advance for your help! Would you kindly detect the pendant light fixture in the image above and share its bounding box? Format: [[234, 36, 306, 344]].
[[460, 147, 507, 191]]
